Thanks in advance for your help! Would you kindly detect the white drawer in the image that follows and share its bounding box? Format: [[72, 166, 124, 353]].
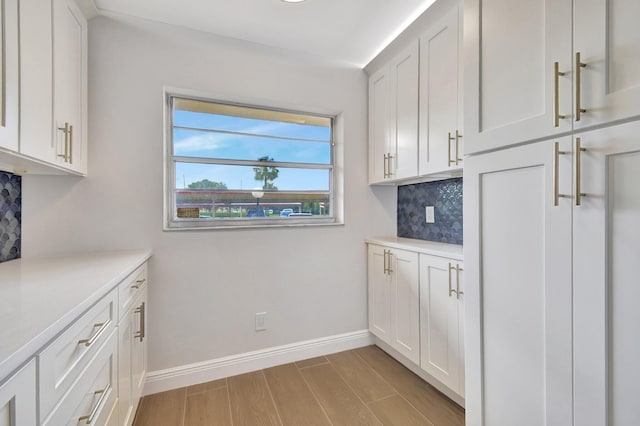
[[118, 263, 147, 321], [38, 288, 117, 418], [42, 330, 118, 426]]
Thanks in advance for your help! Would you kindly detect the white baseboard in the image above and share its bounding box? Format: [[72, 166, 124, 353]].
[[143, 329, 374, 395]]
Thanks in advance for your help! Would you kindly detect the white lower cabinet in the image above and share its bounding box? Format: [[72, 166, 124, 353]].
[[0, 361, 36, 426], [419, 255, 464, 396], [119, 284, 147, 426], [42, 331, 118, 426], [367, 244, 420, 364], [368, 243, 464, 398], [0, 259, 149, 426]]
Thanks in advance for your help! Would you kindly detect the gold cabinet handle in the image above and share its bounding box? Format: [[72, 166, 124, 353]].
[[553, 142, 570, 206], [455, 130, 463, 165], [554, 62, 567, 127], [455, 264, 463, 299], [386, 153, 393, 178], [78, 384, 111, 424], [448, 132, 454, 166], [383, 154, 388, 178], [386, 250, 393, 274], [575, 52, 587, 121], [448, 263, 457, 297], [134, 302, 146, 342], [78, 319, 112, 347], [57, 122, 70, 162], [69, 124, 74, 164], [575, 137, 587, 206], [383, 249, 388, 274], [131, 278, 146, 289]]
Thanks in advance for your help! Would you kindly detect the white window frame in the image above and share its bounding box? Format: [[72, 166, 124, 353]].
[[163, 87, 344, 230]]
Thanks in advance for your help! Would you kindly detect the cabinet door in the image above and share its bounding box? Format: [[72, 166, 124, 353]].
[[368, 68, 390, 184], [0, 361, 36, 426], [464, 138, 573, 426], [118, 310, 134, 426], [367, 244, 392, 343], [419, 6, 462, 176], [572, 121, 640, 426], [19, 0, 54, 161], [0, 0, 19, 152], [464, 0, 572, 154], [390, 248, 419, 365], [389, 42, 419, 181], [419, 254, 462, 394], [53, 0, 87, 174], [573, 0, 640, 129], [131, 288, 148, 409]]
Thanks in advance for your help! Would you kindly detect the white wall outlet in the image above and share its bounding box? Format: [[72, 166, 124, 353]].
[[425, 206, 435, 223], [255, 312, 267, 331]]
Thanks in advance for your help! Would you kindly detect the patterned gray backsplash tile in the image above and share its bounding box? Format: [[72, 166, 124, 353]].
[[397, 178, 462, 245], [0, 171, 21, 262]]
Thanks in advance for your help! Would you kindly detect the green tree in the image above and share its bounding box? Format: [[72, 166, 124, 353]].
[[253, 156, 279, 190], [187, 179, 227, 189]]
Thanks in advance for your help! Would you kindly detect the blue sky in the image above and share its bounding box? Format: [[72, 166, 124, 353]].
[[173, 110, 332, 191]]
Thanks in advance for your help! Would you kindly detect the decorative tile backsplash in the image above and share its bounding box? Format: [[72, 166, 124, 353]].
[[397, 178, 463, 245], [0, 171, 21, 263]]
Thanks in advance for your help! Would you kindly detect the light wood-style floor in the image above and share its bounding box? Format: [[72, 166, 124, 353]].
[[134, 345, 465, 426]]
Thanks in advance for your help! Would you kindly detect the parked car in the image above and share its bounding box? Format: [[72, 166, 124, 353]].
[[279, 208, 294, 217], [247, 208, 267, 217], [289, 212, 312, 217]]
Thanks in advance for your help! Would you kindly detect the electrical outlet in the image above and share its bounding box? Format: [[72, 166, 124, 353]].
[[255, 312, 266, 331], [425, 206, 435, 223]]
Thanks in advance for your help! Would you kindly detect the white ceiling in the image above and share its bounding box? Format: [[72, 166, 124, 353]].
[[93, 0, 435, 67]]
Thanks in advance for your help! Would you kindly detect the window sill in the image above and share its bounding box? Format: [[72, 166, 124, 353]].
[[163, 218, 343, 231]]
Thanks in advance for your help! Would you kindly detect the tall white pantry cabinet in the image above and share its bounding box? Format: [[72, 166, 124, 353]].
[[463, 0, 640, 425]]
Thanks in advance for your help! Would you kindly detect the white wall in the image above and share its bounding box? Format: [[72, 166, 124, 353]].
[[22, 16, 396, 372]]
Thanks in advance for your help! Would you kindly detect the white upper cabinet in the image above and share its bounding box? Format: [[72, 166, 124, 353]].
[[20, 0, 54, 161], [10, 0, 88, 175], [369, 67, 391, 184], [573, 0, 640, 130], [419, 6, 463, 176], [389, 42, 419, 181], [464, 0, 572, 153], [53, 0, 88, 174], [0, 0, 20, 152], [368, 42, 419, 184], [465, 0, 640, 154]]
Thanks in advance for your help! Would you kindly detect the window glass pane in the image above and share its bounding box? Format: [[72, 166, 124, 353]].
[[174, 111, 331, 141], [175, 190, 331, 219], [173, 128, 331, 164], [176, 162, 330, 192], [168, 96, 335, 227]]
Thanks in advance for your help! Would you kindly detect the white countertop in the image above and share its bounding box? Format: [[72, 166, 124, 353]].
[[366, 237, 463, 260], [0, 250, 152, 381]]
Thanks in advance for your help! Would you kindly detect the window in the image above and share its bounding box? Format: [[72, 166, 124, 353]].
[[164, 92, 338, 229]]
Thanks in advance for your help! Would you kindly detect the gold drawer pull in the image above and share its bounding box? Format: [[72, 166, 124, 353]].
[[78, 319, 112, 347], [131, 278, 146, 289], [79, 384, 111, 424]]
